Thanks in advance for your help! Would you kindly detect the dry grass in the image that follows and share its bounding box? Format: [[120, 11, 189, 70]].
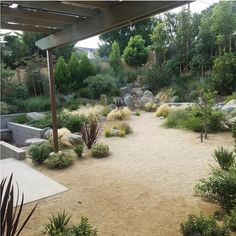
[[155, 104, 172, 117], [107, 107, 131, 121], [50, 128, 73, 148]]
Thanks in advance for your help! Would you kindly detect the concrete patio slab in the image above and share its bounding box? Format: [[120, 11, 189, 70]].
[[0, 158, 67, 205]]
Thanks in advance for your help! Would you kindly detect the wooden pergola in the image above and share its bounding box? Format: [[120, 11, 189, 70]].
[[1, 1, 191, 152]]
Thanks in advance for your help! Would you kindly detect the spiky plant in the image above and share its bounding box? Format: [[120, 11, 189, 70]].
[[115, 98, 123, 109], [213, 146, 235, 171], [81, 119, 100, 149], [1, 174, 37, 236]]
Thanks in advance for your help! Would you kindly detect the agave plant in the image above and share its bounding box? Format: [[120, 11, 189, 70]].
[[81, 119, 100, 149], [1, 174, 37, 236]]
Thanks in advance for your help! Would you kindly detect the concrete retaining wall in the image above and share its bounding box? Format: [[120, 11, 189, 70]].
[[7, 122, 44, 146], [1, 113, 26, 129], [0, 141, 26, 160]]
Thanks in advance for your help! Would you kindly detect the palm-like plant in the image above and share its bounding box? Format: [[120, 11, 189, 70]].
[[81, 119, 100, 149], [1, 174, 37, 236]]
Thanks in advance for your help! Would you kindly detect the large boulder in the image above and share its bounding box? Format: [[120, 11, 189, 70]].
[[213, 102, 225, 110], [139, 90, 154, 107], [43, 128, 52, 140], [221, 100, 236, 113], [25, 138, 46, 146], [67, 134, 83, 145], [120, 86, 131, 96], [27, 112, 46, 121], [131, 87, 143, 98], [124, 94, 135, 110], [228, 116, 236, 126]]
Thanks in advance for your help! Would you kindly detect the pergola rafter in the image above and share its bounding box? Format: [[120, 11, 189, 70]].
[[1, 1, 192, 152]]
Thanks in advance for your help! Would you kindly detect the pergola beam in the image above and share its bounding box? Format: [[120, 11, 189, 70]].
[[2, 16, 68, 29], [63, 1, 115, 10], [36, 1, 189, 50], [1, 6, 80, 24], [1, 22, 58, 33], [2, 1, 96, 17]]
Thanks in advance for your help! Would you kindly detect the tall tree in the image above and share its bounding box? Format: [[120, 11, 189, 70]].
[[109, 41, 122, 73], [123, 35, 148, 68]]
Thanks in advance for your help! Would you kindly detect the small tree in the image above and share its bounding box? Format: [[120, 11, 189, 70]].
[[68, 52, 79, 83], [123, 35, 148, 68], [109, 41, 122, 73], [55, 56, 71, 94], [197, 90, 216, 141]]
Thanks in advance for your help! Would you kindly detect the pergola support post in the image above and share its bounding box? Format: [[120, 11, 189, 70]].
[[47, 50, 59, 153]]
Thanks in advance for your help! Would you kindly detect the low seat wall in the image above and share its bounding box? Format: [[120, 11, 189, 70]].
[[7, 122, 45, 146], [0, 141, 26, 160]]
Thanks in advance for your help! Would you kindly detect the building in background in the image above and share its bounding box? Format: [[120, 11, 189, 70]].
[[75, 46, 97, 60]]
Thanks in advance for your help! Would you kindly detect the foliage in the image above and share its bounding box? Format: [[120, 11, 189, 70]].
[[1, 174, 37, 236], [225, 207, 236, 232], [109, 41, 122, 73], [91, 143, 109, 158], [105, 122, 132, 138], [144, 102, 157, 112], [18, 96, 51, 112], [44, 210, 71, 236], [29, 143, 52, 164], [0, 102, 9, 115], [212, 53, 236, 95], [68, 52, 79, 84], [58, 110, 86, 132], [83, 74, 119, 99], [213, 147, 235, 171], [71, 105, 105, 122], [12, 114, 28, 124], [73, 144, 84, 158], [107, 107, 131, 121], [195, 167, 236, 210], [71, 217, 98, 236], [55, 56, 71, 94], [123, 35, 148, 67], [99, 17, 157, 55], [180, 214, 230, 236], [155, 104, 171, 117], [225, 92, 236, 104], [81, 119, 100, 149], [165, 106, 226, 133], [28, 114, 51, 129], [140, 63, 171, 92], [47, 152, 74, 169], [232, 122, 236, 152], [135, 112, 141, 116], [50, 128, 73, 149]]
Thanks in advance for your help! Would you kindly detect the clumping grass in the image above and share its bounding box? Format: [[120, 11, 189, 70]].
[[104, 122, 132, 138], [213, 146, 235, 171], [73, 144, 84, 158], [135, 111, 141, 116], [165, 109, 189, 128], [155, 104, 171, 117], [28, 114, 51, 128], [144, 102, 157, 112], [91, 143, 109, 158], [12, 114, 28, 124], [20, 96, 51, 112], [29, 143, 52, 164], [47, 152, 74, 169], [107, 107, 131, 121]]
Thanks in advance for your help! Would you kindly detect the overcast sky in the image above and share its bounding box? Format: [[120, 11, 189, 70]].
[[1, 0, 220, 47], [75, 0, 220, 49]]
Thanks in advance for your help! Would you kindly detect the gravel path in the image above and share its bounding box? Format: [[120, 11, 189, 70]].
[[22, 112, 234, 236]]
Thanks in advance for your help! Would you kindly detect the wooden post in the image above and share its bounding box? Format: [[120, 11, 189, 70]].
[[47, 50, 59, 153]]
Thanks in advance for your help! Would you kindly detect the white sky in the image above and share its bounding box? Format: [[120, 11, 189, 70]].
[[75, 0, 219, 49], [1, 0, 220, 48]]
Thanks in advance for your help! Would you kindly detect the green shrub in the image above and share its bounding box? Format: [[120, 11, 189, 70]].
[[195, 167, 236, 210], [208, 111, 226, 133], [232, 122, 236, 152], [165, 109, 189, 128], [104, 128, 112, 137], [225, 92, 236, 104], [73, 144, 84, 158], [58, 110, 86, 132], [225, 207, 236, 232], [71, 217, 98, 236], [214, 147, 235, 171], [135, 112, 141, 116], [12, 114, 28, 124], [0, 102, 9, 115], [180, 214, 230, 236], [29, 143, 52, 164], [91, 143, 109, 158], [83, 74, 119, 99], [79, 87, 93, 99], [44, 211, 71, 236], [28, 114, 51, 128], [19, 96, 51, 112], [47, 152, 74, 169]]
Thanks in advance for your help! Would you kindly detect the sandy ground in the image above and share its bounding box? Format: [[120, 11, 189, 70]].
[[21, 112, 234, 236]]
